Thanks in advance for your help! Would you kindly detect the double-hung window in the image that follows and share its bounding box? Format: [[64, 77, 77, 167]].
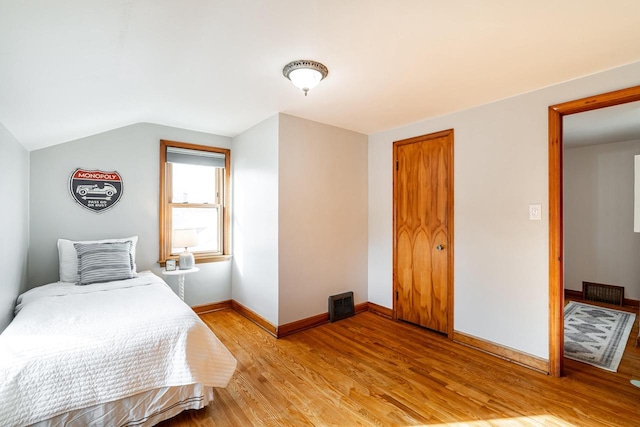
[[159, 140, 230, 266]]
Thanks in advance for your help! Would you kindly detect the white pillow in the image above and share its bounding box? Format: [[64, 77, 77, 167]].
[[58, 236, 138, 283]]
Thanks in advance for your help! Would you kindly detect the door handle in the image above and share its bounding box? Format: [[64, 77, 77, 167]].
[[436, 244, 445, 251]]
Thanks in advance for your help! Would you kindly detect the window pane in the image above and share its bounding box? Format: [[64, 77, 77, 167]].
[[171, 207, 220, 254], [171, 163, 218, 204]]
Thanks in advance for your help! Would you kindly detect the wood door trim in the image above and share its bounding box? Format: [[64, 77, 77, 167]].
[[393, 129, 454, 338], [453, 331, 550, 374], [548, 84, 640, 377]]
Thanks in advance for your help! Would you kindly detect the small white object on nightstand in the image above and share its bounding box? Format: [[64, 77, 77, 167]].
[[162, 267, 199, 301]]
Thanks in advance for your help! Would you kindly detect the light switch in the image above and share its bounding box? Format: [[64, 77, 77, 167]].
[[529, 204, 542, 220]]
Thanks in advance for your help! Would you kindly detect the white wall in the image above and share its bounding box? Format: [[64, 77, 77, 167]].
[[279, 114, 368, 325], [0, 122, 29, 332], [564, 139, 640, 299], [28, 123, 232, 306], [368, 61, 640, 359], [231, 115, 279, 325]]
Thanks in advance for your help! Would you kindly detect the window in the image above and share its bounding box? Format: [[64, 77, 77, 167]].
[[159, 140, 230, 266]]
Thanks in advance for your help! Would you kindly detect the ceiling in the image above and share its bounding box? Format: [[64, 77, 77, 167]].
[[2, 1, 640, 151]]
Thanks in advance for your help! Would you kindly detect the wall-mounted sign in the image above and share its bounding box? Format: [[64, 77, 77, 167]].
[[68, 168, 123, 213]]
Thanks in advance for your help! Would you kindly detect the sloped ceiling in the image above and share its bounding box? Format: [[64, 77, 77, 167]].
[[2, 0, 640, 151]]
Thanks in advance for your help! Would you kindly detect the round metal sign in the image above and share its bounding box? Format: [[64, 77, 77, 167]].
[[68, 168, 123, 213]]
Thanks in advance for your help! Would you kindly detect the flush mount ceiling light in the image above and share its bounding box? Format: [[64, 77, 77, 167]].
[[282, 60, 328, 96]]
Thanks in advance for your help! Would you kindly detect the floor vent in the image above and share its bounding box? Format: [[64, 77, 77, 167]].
[[582, 281, 624, 306], [328, 291, 355, 322]]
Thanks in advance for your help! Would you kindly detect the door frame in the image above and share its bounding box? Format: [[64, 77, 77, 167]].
[[392, 129, 455, 338], [548, 85, 640, 377]]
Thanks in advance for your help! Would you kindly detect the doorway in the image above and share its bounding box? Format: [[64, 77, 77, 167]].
[[548, 85, 640, 377], [393, 129, 454, 336]]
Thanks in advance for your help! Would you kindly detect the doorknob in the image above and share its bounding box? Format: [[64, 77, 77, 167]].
[[436, 244, 445, 251]]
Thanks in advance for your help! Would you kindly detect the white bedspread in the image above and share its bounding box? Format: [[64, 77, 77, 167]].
[[0, 272, 237, 426]]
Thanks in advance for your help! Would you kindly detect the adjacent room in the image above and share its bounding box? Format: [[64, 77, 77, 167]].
[[1, 1, 640, 426]]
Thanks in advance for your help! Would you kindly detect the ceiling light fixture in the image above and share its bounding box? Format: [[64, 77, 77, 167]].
[[282, 60, 328, 96]]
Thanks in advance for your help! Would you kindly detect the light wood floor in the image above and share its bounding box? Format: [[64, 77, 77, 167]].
[[160, 305, 640, 426]]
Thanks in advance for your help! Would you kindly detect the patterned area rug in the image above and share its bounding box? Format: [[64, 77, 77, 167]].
[[564, 301, 636, 372]]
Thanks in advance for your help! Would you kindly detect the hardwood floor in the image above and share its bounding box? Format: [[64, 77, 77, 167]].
[[160, 307, 640, 426]]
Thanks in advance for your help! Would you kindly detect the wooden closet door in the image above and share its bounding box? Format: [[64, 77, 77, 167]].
[[394, 130, 453, 334]]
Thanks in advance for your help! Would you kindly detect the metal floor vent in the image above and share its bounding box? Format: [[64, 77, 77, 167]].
[[328, 291, 355, 322], [582, 281, 624, 306]]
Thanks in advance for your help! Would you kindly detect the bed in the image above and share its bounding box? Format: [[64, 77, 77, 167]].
[[0, 237, 237, 426]]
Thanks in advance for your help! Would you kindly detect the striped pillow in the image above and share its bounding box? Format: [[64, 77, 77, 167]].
[[74, 241, 136, 285]]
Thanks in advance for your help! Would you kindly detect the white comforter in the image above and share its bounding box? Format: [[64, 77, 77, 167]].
[[0, 272, 237, 426]]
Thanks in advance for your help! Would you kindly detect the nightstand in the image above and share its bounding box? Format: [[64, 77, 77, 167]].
[[162, 267, 200, 301]]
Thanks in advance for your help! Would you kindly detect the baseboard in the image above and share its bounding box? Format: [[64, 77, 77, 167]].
[[230, 300, 278, 337], [277, 312, 329, 338], [194, 299, 368, 338], [198, 299, 552, 374], [368, 302, 393, 319], [564, 289, 582, 300], [564, 288, 639, 308], [195, 300, 393, 338], [453, 331, 549, 374], [191, 300, 232, 314], [355, 302, 369, 314], [277, 302, 369, 338]]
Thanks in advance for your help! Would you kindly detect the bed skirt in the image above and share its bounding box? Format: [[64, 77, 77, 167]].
[[32, 384, 214, 427]]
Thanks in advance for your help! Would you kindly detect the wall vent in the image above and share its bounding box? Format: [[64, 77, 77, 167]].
[[582, 281, 624, 306], [328, 291, 355, 322]]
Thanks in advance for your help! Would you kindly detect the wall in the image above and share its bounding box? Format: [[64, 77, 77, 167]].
[[278, 114, 368, 325], [28, 123, 232, 306], [564, 139, 640, 299], [636, 155, 640, 233], [368, 61, 640, 359], [231, 115, 279, 325], [0, 121, 29, 332]]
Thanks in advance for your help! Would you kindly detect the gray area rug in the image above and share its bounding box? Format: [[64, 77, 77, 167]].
[[564, 301, 636, 372]]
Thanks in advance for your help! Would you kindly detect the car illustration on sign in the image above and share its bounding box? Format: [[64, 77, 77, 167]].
[[68, 168, 124, 213], [76, 183, 118, 197]]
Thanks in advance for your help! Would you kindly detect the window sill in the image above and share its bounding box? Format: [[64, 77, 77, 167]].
[[158, 254, 232, 268]]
